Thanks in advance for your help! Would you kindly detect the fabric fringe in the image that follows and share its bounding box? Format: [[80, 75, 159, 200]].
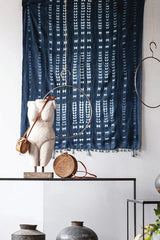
[[52, 148, 140, 159]]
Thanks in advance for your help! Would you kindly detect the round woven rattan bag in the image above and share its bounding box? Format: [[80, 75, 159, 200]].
[[53, 152, 78, 178]]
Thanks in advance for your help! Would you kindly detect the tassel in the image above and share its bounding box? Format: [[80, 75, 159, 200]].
[[72, 149, 75, 154], [87, 150, 91, 156], [52, 150, 55, 159], [132, 149, 137, 157]]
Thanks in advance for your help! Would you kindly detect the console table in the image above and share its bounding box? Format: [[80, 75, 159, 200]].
[[0, 178, 136, 240]]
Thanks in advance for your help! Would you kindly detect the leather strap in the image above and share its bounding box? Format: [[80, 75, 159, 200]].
[[72, 161, 97, 179], [23, 96, 56, 141]]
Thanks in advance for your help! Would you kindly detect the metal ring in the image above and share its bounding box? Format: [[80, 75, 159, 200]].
[[134, 56, 160, 109], [43, 85, 92, 139]]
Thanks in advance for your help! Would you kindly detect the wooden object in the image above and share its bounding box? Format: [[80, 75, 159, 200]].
[[16, 137, 30, 154], [53, 152, 77, 178], [24, 172, 53, 179]]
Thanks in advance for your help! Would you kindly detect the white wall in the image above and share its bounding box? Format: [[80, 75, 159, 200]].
[[0, 0, 160, 239], [0, 0, 43, 239]]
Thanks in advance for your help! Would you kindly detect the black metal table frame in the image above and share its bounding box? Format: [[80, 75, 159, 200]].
[[0, 178, 136, 240], [127, 199, 160, 240]]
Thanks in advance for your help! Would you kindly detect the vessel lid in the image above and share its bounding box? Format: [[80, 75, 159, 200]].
[[71, 221, 83, 227], [20, 224, 37, 230]]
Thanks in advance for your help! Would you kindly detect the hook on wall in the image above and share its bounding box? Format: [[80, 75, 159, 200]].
[[60, 68, 71, 85], [149, 41, 157, 56]]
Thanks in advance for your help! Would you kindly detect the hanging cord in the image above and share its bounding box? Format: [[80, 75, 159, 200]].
[[60, 0, 71, 85], [152, 0, 154, 42], [64, 0, 67, 71]]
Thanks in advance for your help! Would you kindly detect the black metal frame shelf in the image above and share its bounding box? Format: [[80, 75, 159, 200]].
[[127, 199, 160, 240], [0, 178, 136, 240], [0, 177, 136, 182]]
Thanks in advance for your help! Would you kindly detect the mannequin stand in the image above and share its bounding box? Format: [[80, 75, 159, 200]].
[[24, 167, 54, 178]]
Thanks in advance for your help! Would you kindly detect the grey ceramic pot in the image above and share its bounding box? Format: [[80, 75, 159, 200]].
[[56, 221, 98, 240], [11, 224, 45, 240]]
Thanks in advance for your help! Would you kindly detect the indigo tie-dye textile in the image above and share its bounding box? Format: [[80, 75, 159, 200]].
[[21, 0, 145, 152]]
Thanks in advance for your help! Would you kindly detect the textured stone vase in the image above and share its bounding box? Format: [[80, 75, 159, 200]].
[[11, 224, 45, 240], [56, 221, 98, 240]]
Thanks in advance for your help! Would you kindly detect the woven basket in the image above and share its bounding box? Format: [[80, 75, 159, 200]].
[[53, 152, 78, 178]]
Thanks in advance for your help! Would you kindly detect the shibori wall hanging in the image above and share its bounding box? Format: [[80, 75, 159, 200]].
[[21, 0, 145, 155]]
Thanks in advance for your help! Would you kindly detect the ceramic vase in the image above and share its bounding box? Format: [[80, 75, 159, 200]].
[[56, 221, 98, 240], [11, 224, 45, 240]]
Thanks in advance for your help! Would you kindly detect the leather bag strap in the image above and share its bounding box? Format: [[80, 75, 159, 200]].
[[72, 161, 97, 179], [23, 96, 56, 141]]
